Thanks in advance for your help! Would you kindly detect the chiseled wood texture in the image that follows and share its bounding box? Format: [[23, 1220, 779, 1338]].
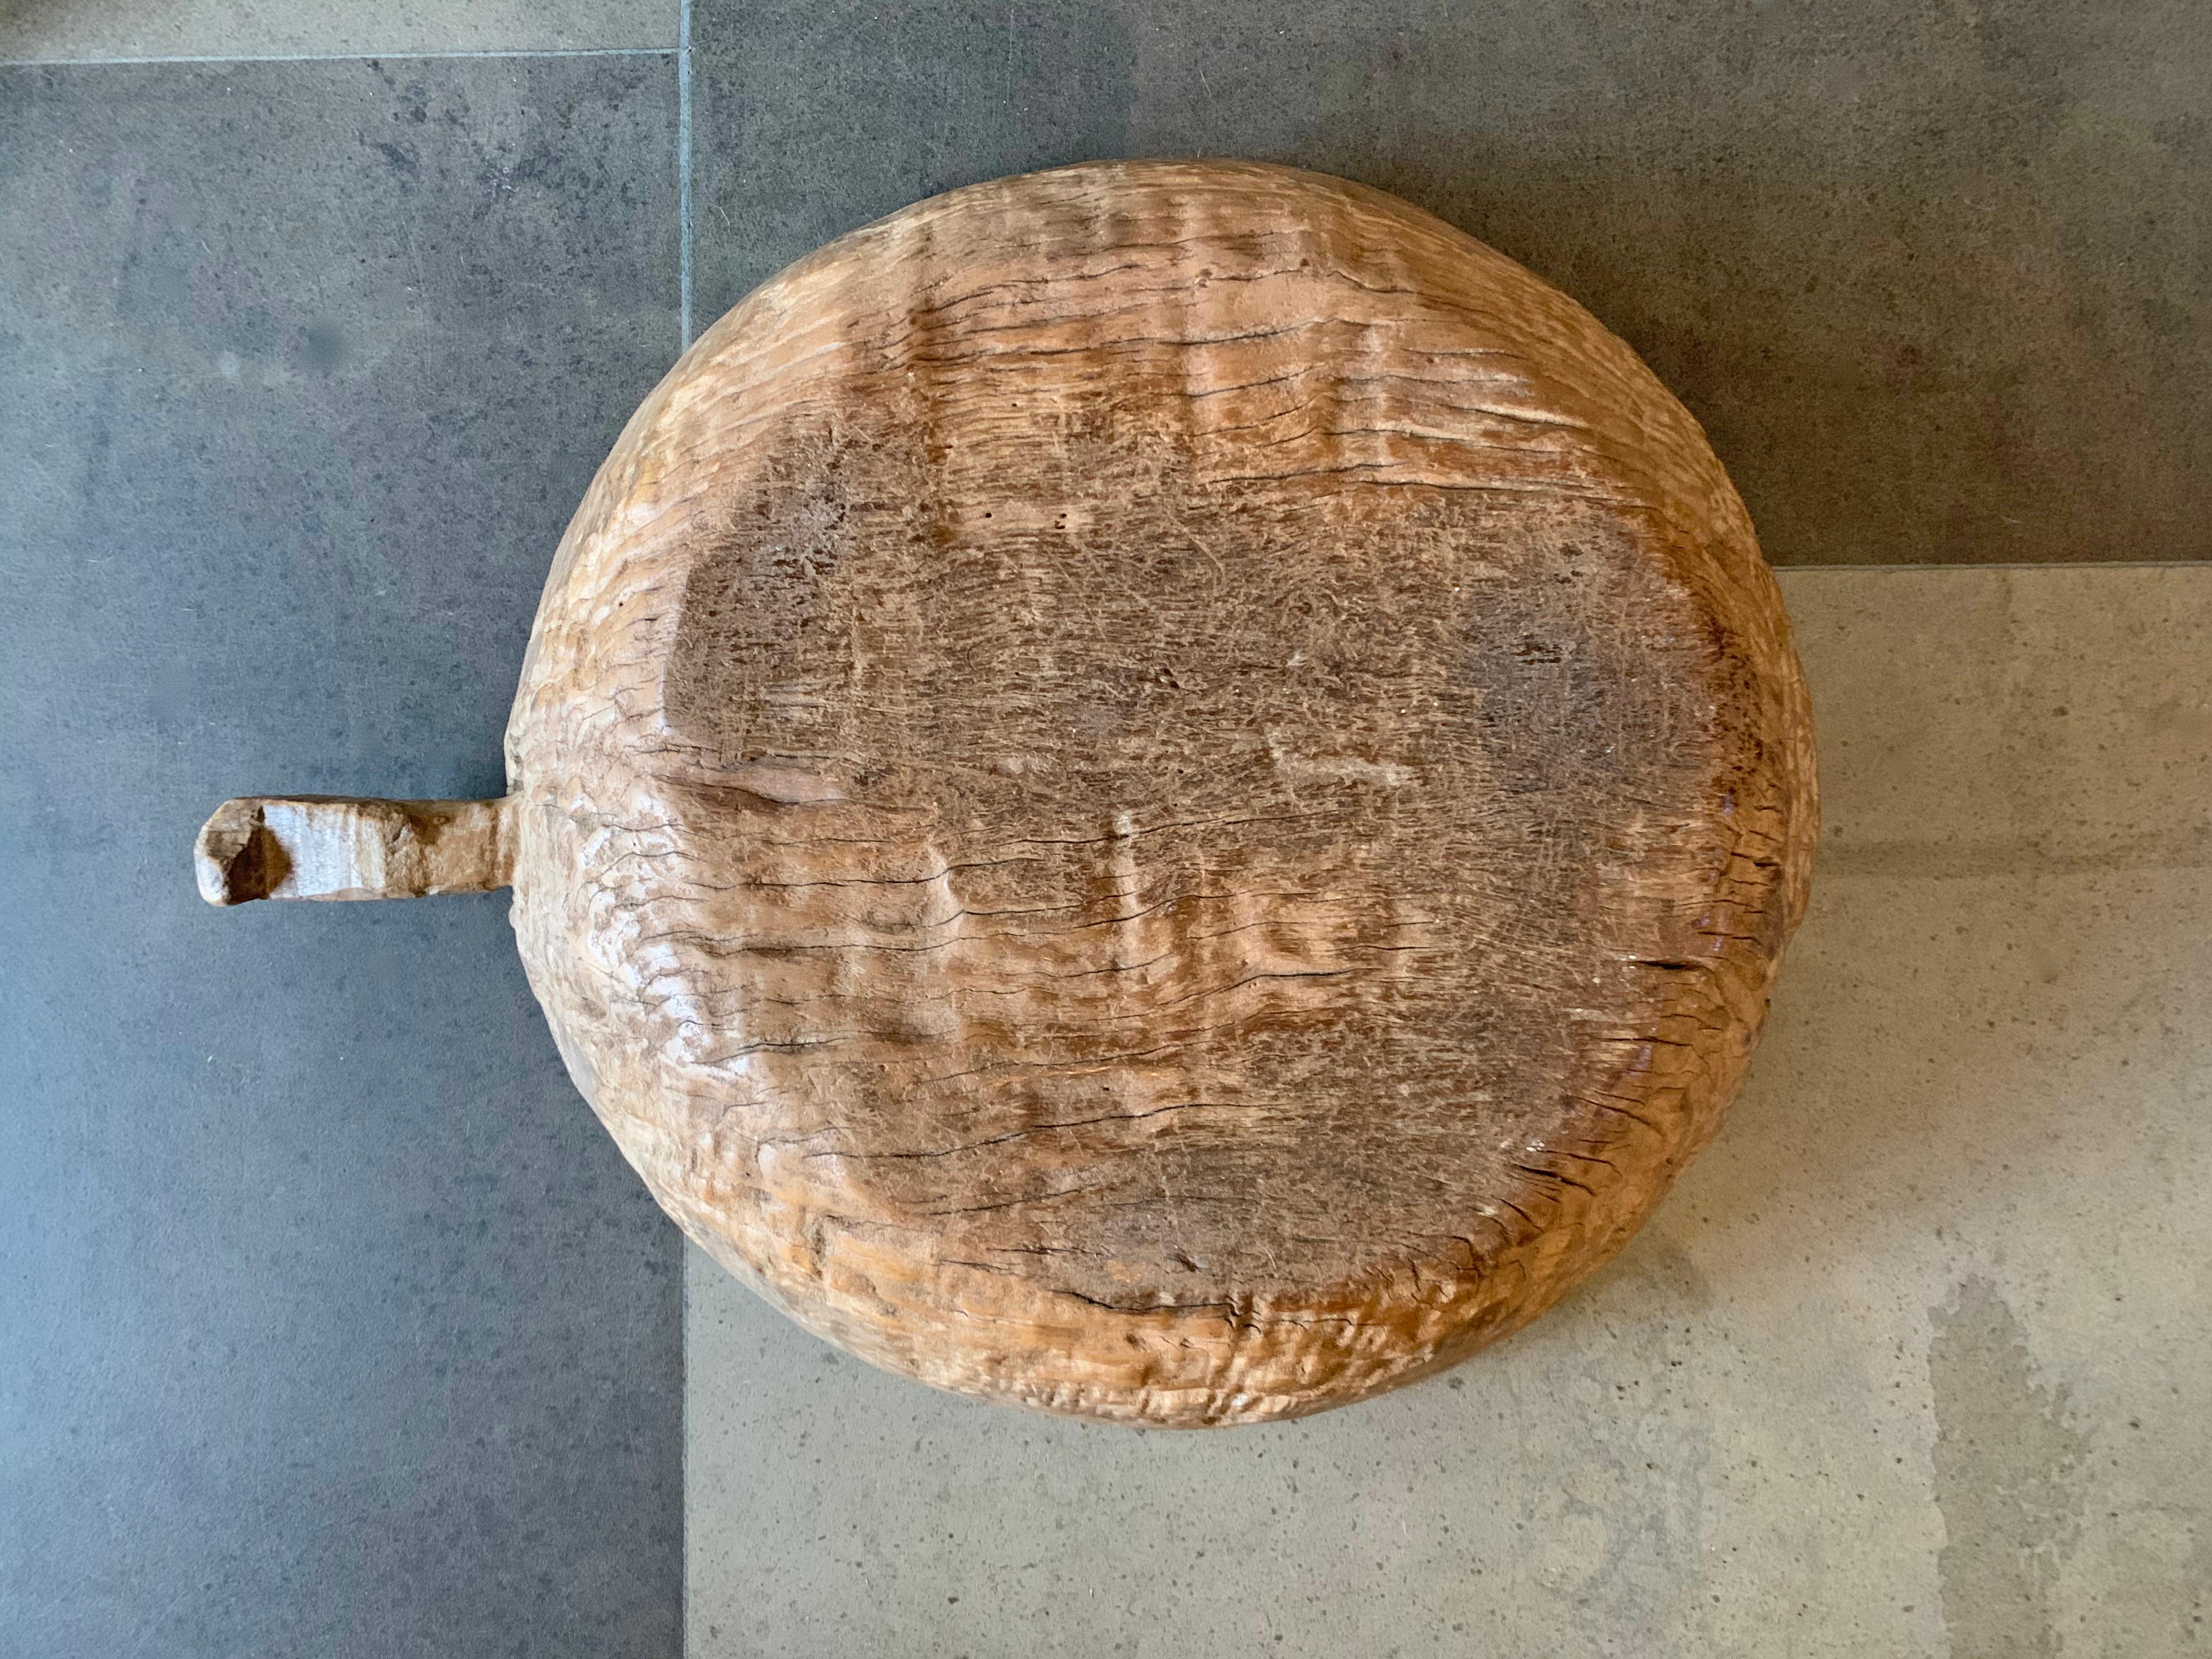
[[195, 795, 515, 905], [493, 159, 1814, 1426]]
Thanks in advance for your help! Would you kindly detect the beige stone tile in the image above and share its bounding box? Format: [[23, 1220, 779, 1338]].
[[0, 0, 675, 62], [1798, 567, 2210, 866], [687, 566, 2211, 1658]]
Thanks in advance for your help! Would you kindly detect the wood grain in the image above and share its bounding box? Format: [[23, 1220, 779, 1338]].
[[195, 795, 514, 905], [206, 160, 1816, 1425]]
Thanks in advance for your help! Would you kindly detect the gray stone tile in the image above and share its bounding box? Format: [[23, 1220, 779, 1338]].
[[0, 0, 675, 61], [690, 0, 2212, 565], [0, 55, 682, 1659], [686, 567, 2212, 1657]]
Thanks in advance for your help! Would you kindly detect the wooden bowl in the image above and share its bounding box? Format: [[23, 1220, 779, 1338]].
[[199, 160, 1815, 1426]]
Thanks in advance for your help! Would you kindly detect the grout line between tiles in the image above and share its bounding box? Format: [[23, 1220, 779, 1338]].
[[1775, 560, 2210, 573], [675, 31, 692, 1648], [2, 46, 674, 67], [678, 1257, 684, 1654], [679, 0, 694, 349]]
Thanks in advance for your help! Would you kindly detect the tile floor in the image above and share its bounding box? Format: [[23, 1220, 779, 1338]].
[[2, 44, 685, 1659], [4, 5, 2207, 1656]]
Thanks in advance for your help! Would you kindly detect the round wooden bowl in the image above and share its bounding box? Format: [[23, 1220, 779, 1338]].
[[200, 160, 1815, 1426]]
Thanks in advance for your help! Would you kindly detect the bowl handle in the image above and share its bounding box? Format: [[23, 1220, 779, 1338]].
[[195, 794, 516, 906]]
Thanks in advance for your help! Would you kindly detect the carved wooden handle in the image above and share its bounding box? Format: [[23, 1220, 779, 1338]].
[[194, 795, 516, 905]]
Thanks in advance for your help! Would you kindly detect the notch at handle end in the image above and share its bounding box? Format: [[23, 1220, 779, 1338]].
[[195, 795, 516, 905]]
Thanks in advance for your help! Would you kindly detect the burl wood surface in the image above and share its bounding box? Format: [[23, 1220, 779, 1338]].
[[200, 160, 1813, 1425], [496, 160, 1814, 1426]]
